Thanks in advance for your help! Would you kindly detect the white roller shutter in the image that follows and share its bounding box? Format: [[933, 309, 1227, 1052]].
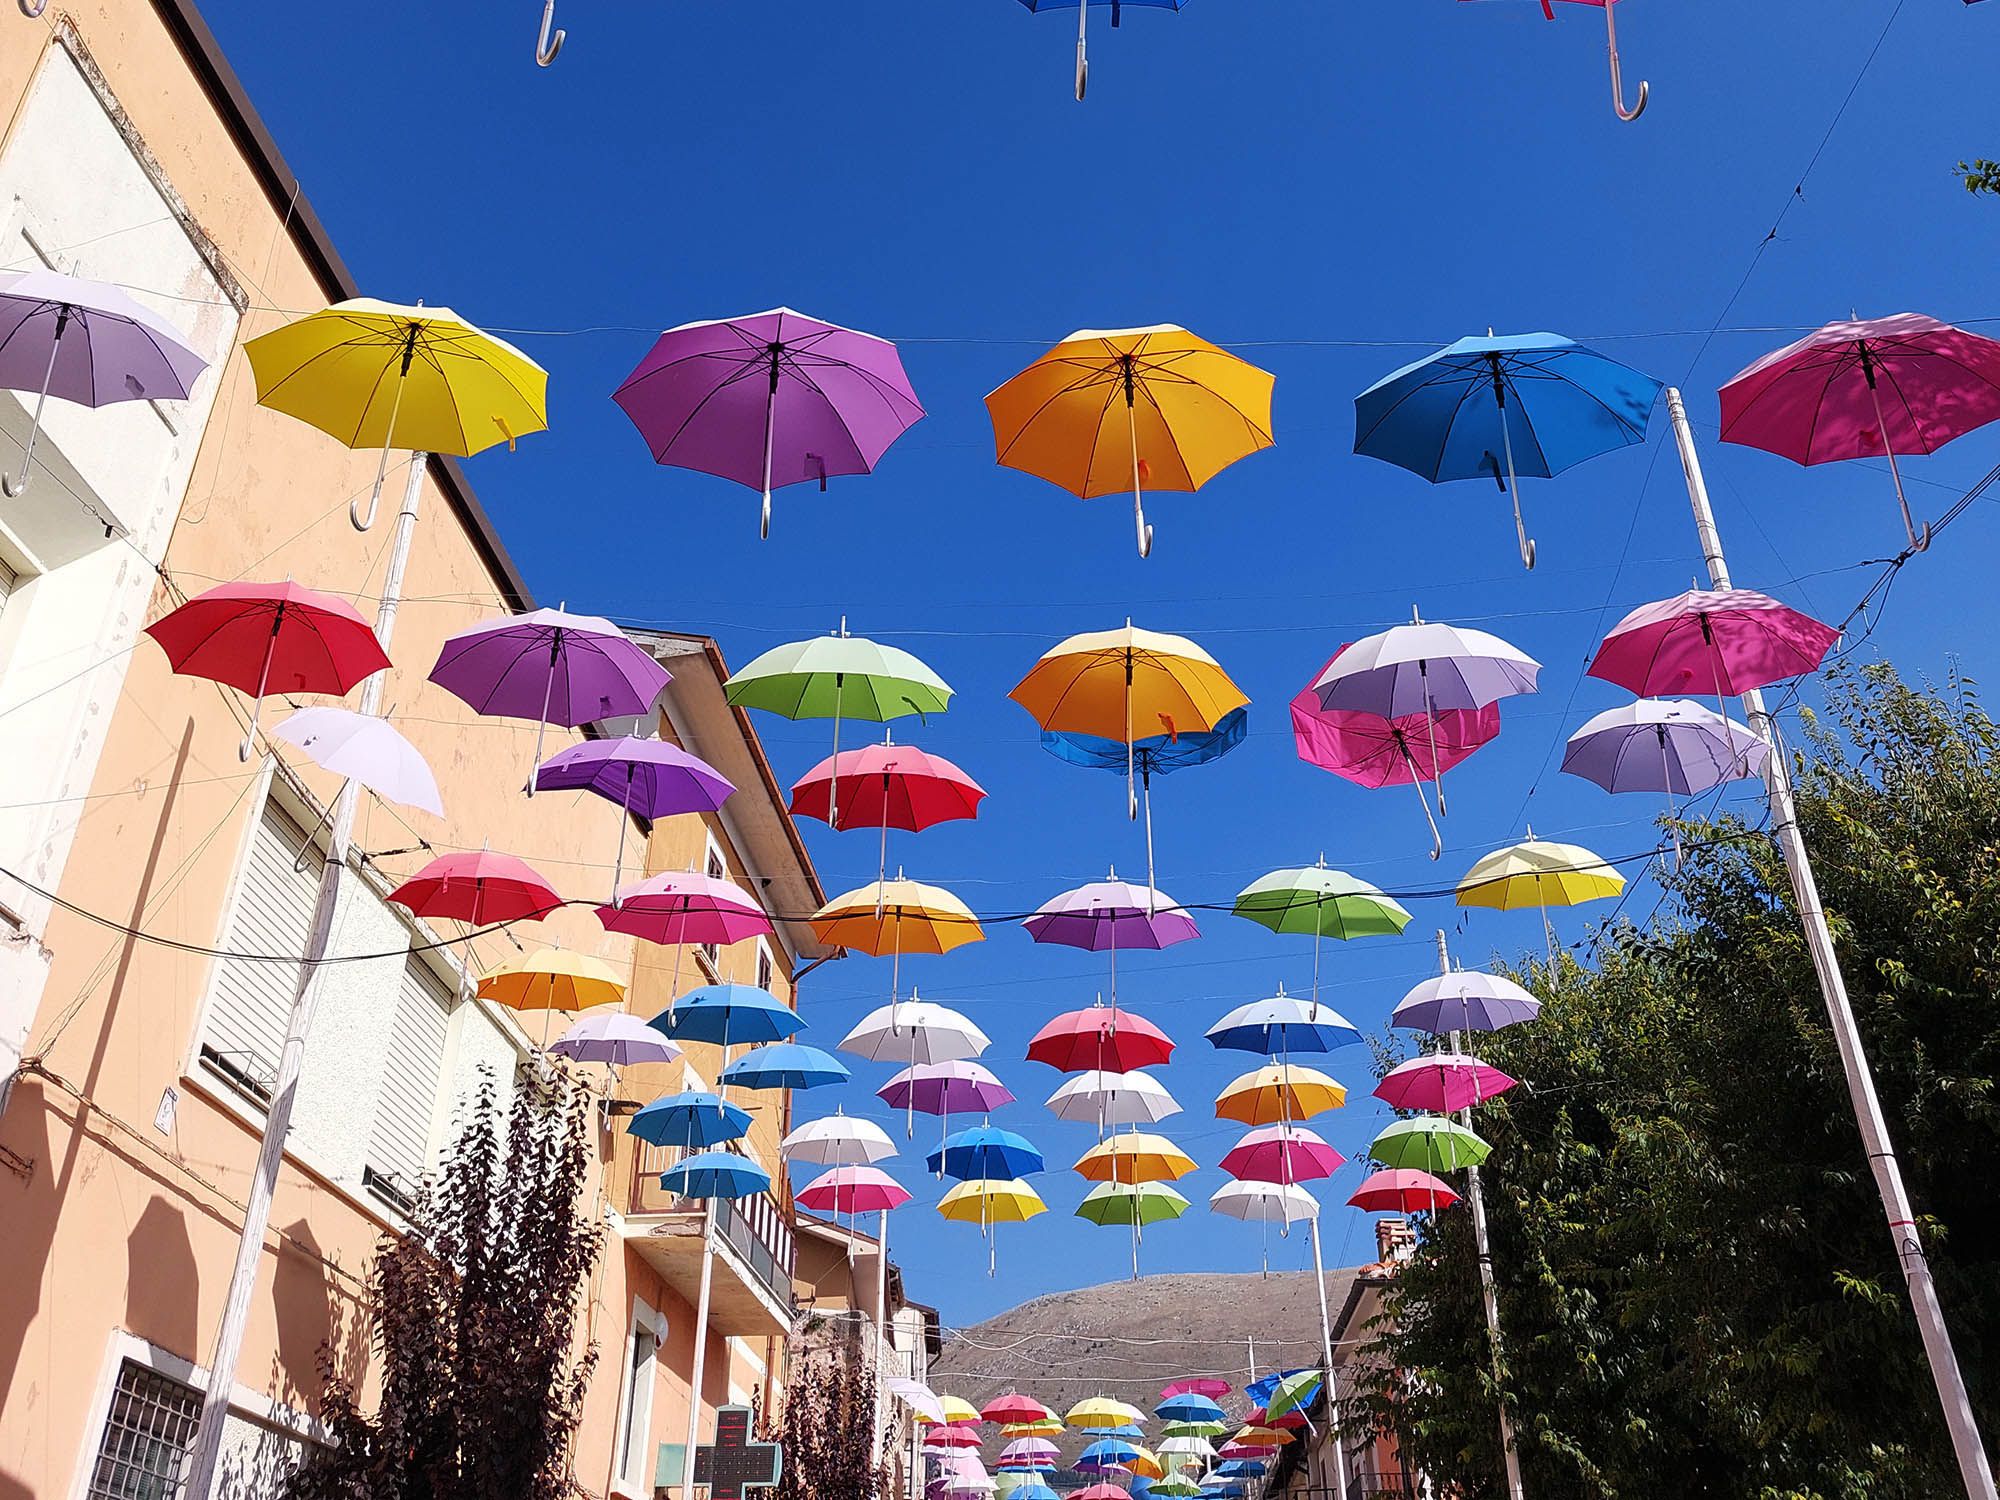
[[366, 956, 452, 1200], [200, 800, 323, 1100]]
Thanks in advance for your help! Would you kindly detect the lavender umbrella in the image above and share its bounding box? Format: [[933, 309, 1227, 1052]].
[[429, 608, 672, 792], [1391, 972, 1541, 1035], [1024, 874, 1198, 1014], [612, 307, 924, 539], [1562, 699, 1768, 857], [271, 707, 443, 818], [535, 735, 734, 891], [0, 269, 207, 496], [549, 1012, 683, 1067], [879, 1060, 1014, 1167]]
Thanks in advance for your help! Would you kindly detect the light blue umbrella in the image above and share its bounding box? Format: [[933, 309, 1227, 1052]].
[[1353, 331, 1662, 569], [628, 1091, 752, 1149], [928, 1125, 1045, 1181], [660, 1149, 770, 1199], [653, 983, 803, 1046], [1154, 1394, 1226, 1424], [1011, 1485, 1060, 1500], [720, 1042, 850, 1091]]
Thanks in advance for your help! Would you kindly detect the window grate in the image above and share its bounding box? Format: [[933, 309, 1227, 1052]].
[[87, 1360, 202, 1500]]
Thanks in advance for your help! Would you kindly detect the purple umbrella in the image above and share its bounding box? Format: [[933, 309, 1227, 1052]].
[[0, 269, 208, 496], [535, 735, 735, 891], [1562, 698, 1767, 861], [612, 307, 924, 539], [429, 608, 672, 789], [1391, 972, 1541, 1034], [879, 1060, 1014, 1162], [1024, 875, 1198, 1014], [549, 1012, 683, 1068]]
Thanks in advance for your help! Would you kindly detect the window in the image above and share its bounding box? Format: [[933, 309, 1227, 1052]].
[[364, 956, 453, 1211], [200, 800, 324, 1103], [700, 839, 726, 969], [86, 1359, 201, 1500], [756, 941, 773, 995], [617, 1306, 664, 1490]]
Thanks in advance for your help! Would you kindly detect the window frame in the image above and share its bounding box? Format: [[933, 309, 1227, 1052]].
[[611, 1297, 669, 1497], [699, 832, 727, 973]]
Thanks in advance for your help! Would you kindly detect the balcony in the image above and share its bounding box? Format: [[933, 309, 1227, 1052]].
[[621, 1143, 794, 1338]]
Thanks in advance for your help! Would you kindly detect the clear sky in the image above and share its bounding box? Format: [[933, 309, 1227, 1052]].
[[201, 0, 2000, 1336]]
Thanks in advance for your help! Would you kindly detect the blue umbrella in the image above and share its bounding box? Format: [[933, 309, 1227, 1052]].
[[1243, 1369, 1312, 1408], [1154, 1394, 1226, 1424], [1214, 1463, 1265, 1479], [1012, 1485, 1061, 1500], [1042, 707, 1246, 895], [1014, 0, 1188, 102], [1079, 1442, 1141, 1468], [1201, 1485, 1245, 1498], [1353, 331, 1662, 569], [653, 983, 803, 1046], [928, 1125, 1045, 1180], [1082, 1424, 1146, 1439], [660, 1149, 770, 1199], [720, 1042, 849, 1091], [628, 1091, 752, 1148], [1206, 993, 1362, 1056]]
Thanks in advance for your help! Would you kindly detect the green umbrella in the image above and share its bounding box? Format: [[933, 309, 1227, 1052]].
[[1233, 861, 1410, 1004], [1265, 1369, 1323, 1421], [1369, 1116, 1491, 1172], [1159, 1422, 1227, 1440], [1152, 1479, 1202, 1497], [1077, 1181, 1191, 1281]]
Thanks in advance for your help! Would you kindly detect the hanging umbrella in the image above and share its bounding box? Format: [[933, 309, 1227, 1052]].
[[550, 1012, 682, 1068], [1074, 1132, 1196, 1184], [1214, 1064, 1347, 1125], [1077, 1182, 1191, 1226], [1353, 331, 1661, 568], [1067, 1399, 1146, 1430], [1002, 1419, 1069, 1439], [839, 996, 991, 1064], [244, 298, 546, 530], [781, 1110, 897, 1166], [1161, 1379, 1232, 1401], [812, 879, 985, 1008], [388, 849, 563, 925], [1013, 626, 1248, 817], [654, 984, 802, 1046], [933, 1398, 988, 1427], [612, 307, 924, 538], [1027, 1002, 1176, 1073], [1370, 1117, 1491, 1172], [792, 737, 987, 891], [1562, 698, 1768, 856], [1026, 878, 1198, 1019], [1072, 1486, 1133, 1500], [1011, 1483, 1062, 1500], [1012, 0, 1190, 98], [1152, 1479, 1202, 1498], [1126, 1451, 1166, 1482], [889, 1378, 949, 1424], [628, 1092, 752, 1149], [988, 325, 1272, 554], [880, 1061, 1015, 1122], [1077, 1441, 1143, 1470], [1718, 313, 2000, 551], [930, 1431, 985, 1453], [429, 608, 672, 789], [1393, 971, 1543, 1034], [1347, 1168, 1459, 1214], [660, 1150, 771, 1199], [1457, 833, 1624, 955], [146, 581, 390, 761], [1374, 1053, 1518, 1114], [534, 736, 735, 891], [1264, 1370, 1323, 1422], [1213, 1462, 1266, 1480], [1458, 0, 1648, 119], [1043, 707, 1247, 894], [1046, 1070, 1182, 1130], [1155, 1395, 1225, 1424], [1157, 1436, 1221, 1462], [1232, 859, 1411, 1007], [1230, 1426, 1294, 1449], [1209, 1180, 1319, 1226], [795, 1164, 912, 1214], [1205, 991, 1361, 1057], [597, 870, 769, 945], [930, 1125, 1045, 1180], [1220, 1124, 1344, 1184], [998, 1436, 1060, 1464], [938, 1178, 1047, 1275], [1588, 589, 1839, 704], [719, 1042, 850, 1091], [476, 948, 625, 1013], [271, 706, 442, 816], [986, 1397, 1058, 1426]]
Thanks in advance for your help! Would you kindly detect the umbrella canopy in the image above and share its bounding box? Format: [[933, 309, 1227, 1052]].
[[1208, 1180, 1320, 1226], [1067, 1399, 1146, 1430], [661, 1150, 771, 1199], [1588, 589, 1840, 700], [1457, 837, 1624, 910], [597, 870, 770, 947], [1370, 1117, 1491, 1172], [1151, 1479, 1202, 1498], [811, 879, 985, 956], [430, 607, 670, 729], [1315, 619, 1540, 717], [1160, 1423, 1228, 1441], [272, 707, 442, 816], [1231, 1427, 1294, 1448], [1161, 1379, 1232, 1401], [628, 1092, 752, 1149], [534, 735, 734, 818], [930, 1125, 1045, 1180], [1232, 862, 1411, 940], [1013, 626, 1247, 745], [719, 1042, 849, 1091], [794, 1164, 912, 1214], [1220, 1124, 1345, 1184], [1214, 1064, 1347, 1125], [888, 1377, 948, 1423], [612, 307, 924, 538], [781, 1111, 897, 1166], [1024, 879, 1199, 951], [1010, 1484, 1061, 1500], [1043, 708, 1247, 780], [1074, 1132, 1196, 1184], [1205, 991, 1362, 1056], [1561, 699, 1768, 794], [550, 1012, 682, 1068], [1213, 1462, 1266, 1479], [880, 1061, 1015, 1117], [1292, 678, 1500, 788], [933, 1398, 987, 1426], [1072, 1486, 1135, 1500], [1078, 1442, 1141, 1468], [1373, 1053, 1518, 1114], [987, 325, 1273, 554], [387, 850, 563, 925], [1347, 1168, 1460, 1213], [1002, 1420, 1068, 1439], [476, 948, 625, 1012], [1393, 971, 1543, 1034], [1046, 1070, 1182, 1127], [1028, 1004, 1176, 1073], [1353, 331, 1661, 567], [654, 984, 802, 1045], [986, 1397, 1058, 1426], [1155, 1395, 1226, 1424], [1718, 313, 2000, 549], [1075, 1181, 1192, 1226], [840, 996, 991, 1063], [938, 1178, 1048, 1224], [1157, 1436, 1220, 1459], [728, 630, 952, 721], [791, 741, 986, 832]]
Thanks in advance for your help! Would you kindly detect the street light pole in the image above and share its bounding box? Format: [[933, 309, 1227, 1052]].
[[1663, 387, 1996, 1500]]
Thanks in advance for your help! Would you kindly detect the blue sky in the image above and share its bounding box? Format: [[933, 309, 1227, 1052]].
[[204, 0, 2000, 1332]]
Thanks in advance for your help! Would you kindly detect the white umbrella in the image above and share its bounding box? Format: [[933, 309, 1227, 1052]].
[[1045, 1068, 1181, 1129], [781, 1109, 897, 1167], [272, 706, 443, 816], [838, 992, 991, 1062], [1157, 1437, 1218, 1461], [887, 1375, 946, 1424], [1209, 1179, 1320, 1225]]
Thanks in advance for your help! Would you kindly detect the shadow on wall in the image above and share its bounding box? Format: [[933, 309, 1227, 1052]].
[[126, 1196, 200, 1357], [271, 1216, 370, 1407]]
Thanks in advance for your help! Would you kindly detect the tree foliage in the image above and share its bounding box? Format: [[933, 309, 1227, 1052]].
[[1956, 158, 2000, 195], [282, 1070, 601, 1500], [1355, 663, 2000, 1499], [773, 1339, 889, 1500]]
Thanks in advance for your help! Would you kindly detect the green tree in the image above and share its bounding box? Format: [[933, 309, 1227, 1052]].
[[1354, 663, 2000, 1499], [1956, 159, 2000, 194]]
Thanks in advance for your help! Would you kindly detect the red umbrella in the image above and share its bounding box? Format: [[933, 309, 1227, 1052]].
[[1027, 1002, 1174, 1073], [981, 1394, 1054, 1425], [794, 1165, 912, 1214], [790, 739, 987, 892], [597, 869, 772, 1013], [1240, 1407, 1306, 1431], [387, 850, 563, 925], [146, 580, 389, 760], [1291, 648, 1501, 859], [1347, 1168, 1459, 1214], [1588, 589, 1838, 705]]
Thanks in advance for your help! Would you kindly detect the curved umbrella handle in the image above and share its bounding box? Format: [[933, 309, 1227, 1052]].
[[536, 0, 565, 65], [18, 0, 48, 15], [1606, 2, 1648, 122]]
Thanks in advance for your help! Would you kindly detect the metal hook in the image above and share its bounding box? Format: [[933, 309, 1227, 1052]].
[[536, 0, 565, 65], [18, 0, 48, 16], [1606, 1, 1648, 122]]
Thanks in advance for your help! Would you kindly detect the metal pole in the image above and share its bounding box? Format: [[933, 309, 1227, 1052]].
[[1308, 1216, 1347, 1500], [876, 1208, 892, 1465], [683, 1200, 719, 1498], [183, 456, 427, 1500], [1664, 387, 1997, 1500]]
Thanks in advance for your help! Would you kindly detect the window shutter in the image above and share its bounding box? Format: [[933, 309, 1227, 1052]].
[[366, 957, 453, 1200], [201, 800, 323, 1100], [0, 555, 17, 617]]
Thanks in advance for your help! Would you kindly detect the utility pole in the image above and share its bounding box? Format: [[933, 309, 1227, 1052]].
[[1664, 387, 1996, 1500]]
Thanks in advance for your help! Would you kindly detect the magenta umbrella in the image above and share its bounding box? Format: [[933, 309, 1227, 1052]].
[[794, 1164, 913, 1214], [612, 307, 925, 539], [597, 869, 770, 1014], [1220, 1123, 1345, 1185], [1373, 1053, 1517, 1114], [1588, 589, 1839, 705], [1719, 313, 2000, 551]]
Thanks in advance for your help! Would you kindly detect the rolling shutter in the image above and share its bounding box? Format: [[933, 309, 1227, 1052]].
[[366, 957, 453, 1199], [200, 800, 323, 1100]]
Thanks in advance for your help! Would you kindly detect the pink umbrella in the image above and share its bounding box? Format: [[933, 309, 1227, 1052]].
[[1220, 1124, 1345, 1185], [1588, 589, 1839, 705], [795, 1164, 913, 1214], [1161, 1378, 1232, 1401], [1719, 313, 2000, 551], [1373, 1053, 1518, 1114], [596, 870, 770, 1015]]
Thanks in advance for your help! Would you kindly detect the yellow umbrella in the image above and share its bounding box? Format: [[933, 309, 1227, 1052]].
[[930, 1396, 983, 1426], [1066, 1397, 1145, 1430], [1073, 1131, 1197, 1185], [1234, 1426, 1295, 1448], [811, 876, 983, 1005], [1457, 829, 1625, 957], [1002, 1420, 1066, 1439], [245, 298, 548, 530], [1214, 1063, 1348, 1125], [985, 324, 1275, 557], [939, 1177, 1047, 1276], [475, 947, 625, 1014]]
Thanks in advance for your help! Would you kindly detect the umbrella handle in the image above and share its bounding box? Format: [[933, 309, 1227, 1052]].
[[2, 308, 67, 499], [1865, 374, 1932, 551], [1127, 399, 1152, 558], [1074, 0, 1088, 100], [238, 608, 283, 763], [17, 0, 48, 15], [536, 0, 564, 64], [355, 356, 413, 532], [1605, 0, 1649, 122]]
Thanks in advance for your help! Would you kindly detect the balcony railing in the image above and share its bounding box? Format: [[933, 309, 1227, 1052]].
[[629, 1139, 795, 1313]]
